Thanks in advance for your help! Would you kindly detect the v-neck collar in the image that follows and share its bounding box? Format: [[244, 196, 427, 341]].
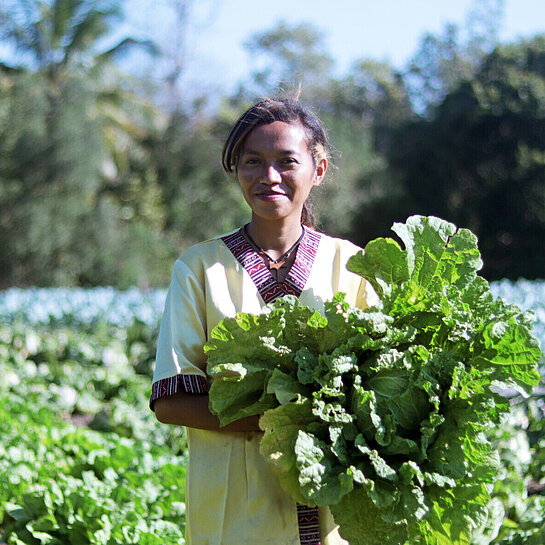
[[221, 226, 322, 304]]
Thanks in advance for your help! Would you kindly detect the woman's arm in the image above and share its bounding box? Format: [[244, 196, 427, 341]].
[[154, 391, 261, 432]]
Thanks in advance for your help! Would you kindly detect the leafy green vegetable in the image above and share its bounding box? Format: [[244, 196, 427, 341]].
[[0, 320, 187, 545], [206, 216, 542, 545]]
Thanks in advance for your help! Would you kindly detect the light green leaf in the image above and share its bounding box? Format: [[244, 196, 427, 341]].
[[294, 431, 353, 505], [330, 487, 408, 545]]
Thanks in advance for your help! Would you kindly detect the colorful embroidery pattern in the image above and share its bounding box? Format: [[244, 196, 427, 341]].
[[222, 226, 321, 304], [283, 227, 321, 300], [149, 374, 209, 409], [297, 504, 322, 545]]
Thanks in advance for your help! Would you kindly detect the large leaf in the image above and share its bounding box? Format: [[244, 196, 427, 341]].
[[259, 400, 317, 505], [330, 487, 408, 545], [347, 216, 484, 314]]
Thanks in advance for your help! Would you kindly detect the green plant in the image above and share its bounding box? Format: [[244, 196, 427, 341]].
[[206, 216, 542, 545]]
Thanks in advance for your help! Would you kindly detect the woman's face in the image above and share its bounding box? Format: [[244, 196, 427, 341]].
[[237, 121, 327, 226]]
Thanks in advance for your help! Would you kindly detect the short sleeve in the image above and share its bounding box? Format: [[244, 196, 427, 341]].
[[150, 258, 210, 410]]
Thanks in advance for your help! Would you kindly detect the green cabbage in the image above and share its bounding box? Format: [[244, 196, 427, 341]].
[[205, 216, 542, 545]]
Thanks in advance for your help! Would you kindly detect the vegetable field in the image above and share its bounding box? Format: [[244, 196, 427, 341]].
[[1, 276, 544, 545], [0, 289, 186, 545]]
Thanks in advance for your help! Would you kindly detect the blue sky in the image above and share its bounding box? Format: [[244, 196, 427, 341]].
[[125, 0, 544, 96]]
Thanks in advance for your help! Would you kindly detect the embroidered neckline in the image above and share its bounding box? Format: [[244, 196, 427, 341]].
[[221, 226, 321, 303], [243, 223, 304, 270]]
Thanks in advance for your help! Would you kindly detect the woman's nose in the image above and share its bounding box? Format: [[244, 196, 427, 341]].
[[261, 165, 282, 184]]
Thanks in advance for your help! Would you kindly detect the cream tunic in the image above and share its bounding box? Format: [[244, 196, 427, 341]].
[[153, 228, 377, 545]]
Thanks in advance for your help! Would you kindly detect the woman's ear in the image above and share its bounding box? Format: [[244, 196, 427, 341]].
[[313, 158, 328, 187]]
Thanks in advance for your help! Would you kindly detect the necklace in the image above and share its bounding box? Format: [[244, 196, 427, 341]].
[[244, 224, 305, 270]]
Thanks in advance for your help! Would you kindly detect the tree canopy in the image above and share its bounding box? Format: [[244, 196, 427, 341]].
[[386, 36, 545, 280], [0, 0, 166, 287], [1, 0, 544, 286]]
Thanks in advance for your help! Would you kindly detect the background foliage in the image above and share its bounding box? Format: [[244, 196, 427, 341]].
[[0, 289, 189, 544], [0, 0, 544, 288]]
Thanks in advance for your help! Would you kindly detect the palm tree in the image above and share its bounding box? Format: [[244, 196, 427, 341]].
[[0, 1, 166, 287], [1, 1, 139, 71]]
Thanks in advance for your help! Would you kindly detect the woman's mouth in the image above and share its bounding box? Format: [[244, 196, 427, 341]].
[[255, 191, 287, 200]]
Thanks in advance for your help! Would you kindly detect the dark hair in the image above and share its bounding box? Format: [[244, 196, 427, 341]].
[[221, 97, 330, 228]]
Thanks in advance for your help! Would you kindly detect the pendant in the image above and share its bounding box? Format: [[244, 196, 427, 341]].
[[269, 260, 285, 270]]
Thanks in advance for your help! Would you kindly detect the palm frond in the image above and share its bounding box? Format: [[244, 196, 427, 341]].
[[96, 37, 159, 64]]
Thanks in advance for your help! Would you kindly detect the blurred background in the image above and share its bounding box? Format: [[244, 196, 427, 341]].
[[1, 0, 544, 288]]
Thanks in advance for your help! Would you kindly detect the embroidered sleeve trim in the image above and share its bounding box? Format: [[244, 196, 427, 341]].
[[150, 374, 209, 411]]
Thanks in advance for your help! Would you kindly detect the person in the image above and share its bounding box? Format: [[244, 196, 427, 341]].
[[151, 97, 378, 545]]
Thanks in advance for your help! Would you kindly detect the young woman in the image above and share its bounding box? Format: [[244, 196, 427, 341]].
[[151, 98, 377, 545]]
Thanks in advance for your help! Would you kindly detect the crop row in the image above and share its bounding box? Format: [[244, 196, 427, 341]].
[[2, 281, 544, 347]]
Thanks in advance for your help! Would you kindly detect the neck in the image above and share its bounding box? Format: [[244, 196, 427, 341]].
[[247, 216, 304, 261]]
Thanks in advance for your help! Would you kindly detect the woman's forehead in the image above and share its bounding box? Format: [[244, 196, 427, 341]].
[[242, 121, 309, 153]]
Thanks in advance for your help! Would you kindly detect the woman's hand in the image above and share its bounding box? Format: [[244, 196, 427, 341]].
[[154, 391, 261, 432]]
